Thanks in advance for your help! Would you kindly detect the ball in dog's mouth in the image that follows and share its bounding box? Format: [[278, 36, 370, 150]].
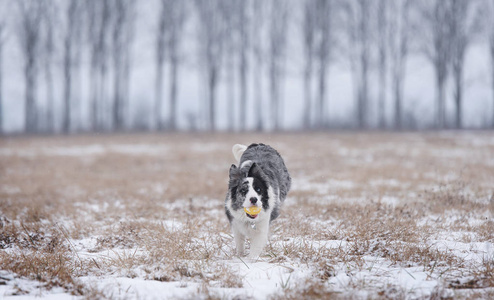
[[244, 206, 261, 219]]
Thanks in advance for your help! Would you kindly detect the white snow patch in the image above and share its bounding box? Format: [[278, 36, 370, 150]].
[[292, 177, 356, 195], [0, 271, 79, 299], [0, 144, 169, 157]]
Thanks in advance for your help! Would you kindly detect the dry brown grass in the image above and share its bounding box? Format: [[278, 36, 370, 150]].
[[1, 132, 493, 298]]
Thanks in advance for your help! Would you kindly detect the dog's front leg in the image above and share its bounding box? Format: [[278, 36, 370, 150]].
[[248, 221, 269, 259], [233, 227, 246, 256]]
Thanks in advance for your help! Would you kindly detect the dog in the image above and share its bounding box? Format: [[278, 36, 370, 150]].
[[225, 143, 291, 258]]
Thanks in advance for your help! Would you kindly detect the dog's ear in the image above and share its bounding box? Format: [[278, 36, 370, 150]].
[[229, 164, 238, 180], [229, 164, 245, 182], [248, 162, 266, 180]]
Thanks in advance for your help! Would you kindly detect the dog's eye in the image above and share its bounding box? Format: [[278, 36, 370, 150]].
[[255, 187, 261, 193]]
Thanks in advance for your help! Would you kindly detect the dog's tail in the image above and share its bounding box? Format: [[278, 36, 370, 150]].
[[232, 144, 247, 163]]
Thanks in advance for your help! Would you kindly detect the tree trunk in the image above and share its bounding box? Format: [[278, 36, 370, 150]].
[[99, 56, 109, 130], [0, 42, 3, 134], [394, 76, 402, 130], [25, 60, 37, 133], [45, 58, 54, 133], [357, 87, 364, 129], [359, 55, 369, 129], [209, 67, 217, 131], [357, 0, 370, 129], [490, 1, 494, 127], [90, 55, 99, 131], [378, 68, 386, 129], [63, 38, 72, 133], [303, 57, 312, 130], [318, 59, 327, 129], [437, 77, 446, 129], [122, 42, 131, 131], [253, 1, 264, 132], [254, 63, 264, 132], [270, 61, 279, 131], [491, 22, 494, 128], [318, 65, 327, 129], [113, 54, 122, 131], [315, 0, 331, 129], [227, 49, 235, 131], [169, 56, 178, 131], [73, 46, 81, 132], [377, 0, 387, 129], [155, 55, 164, 130], [239, 47, 247, 131], [239, 9, 248, 132], [454, 65, 463, 129]]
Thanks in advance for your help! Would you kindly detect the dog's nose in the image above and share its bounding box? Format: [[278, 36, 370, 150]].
[[250, 197, 258, 204]]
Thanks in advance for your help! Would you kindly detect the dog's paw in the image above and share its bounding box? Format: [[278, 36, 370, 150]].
[[247, 251, 261, 261]]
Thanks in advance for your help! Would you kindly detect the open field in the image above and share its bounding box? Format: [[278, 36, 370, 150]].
[[0, 132, 493, 299]]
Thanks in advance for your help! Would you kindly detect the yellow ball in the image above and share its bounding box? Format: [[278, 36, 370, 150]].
[[244, 206, 261, 215]]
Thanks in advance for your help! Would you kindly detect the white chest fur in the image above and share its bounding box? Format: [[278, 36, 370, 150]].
[[231, 217, 270, 258]]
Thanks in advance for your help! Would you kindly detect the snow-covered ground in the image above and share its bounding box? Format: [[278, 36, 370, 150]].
[[0, 132, 493, 299]]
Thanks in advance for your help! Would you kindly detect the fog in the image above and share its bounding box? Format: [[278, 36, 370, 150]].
[[0, 0, 493, 134]]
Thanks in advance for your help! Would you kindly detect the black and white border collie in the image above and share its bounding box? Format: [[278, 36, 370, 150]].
[[225, 143, 291, 259]]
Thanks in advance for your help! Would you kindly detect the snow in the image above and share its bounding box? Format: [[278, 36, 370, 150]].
[[1, 227, 492, 299], [0, 271, 77, 299], [0, 144, 169, 158], [72, 258, 309, 300], [1, 133, 493, 299]]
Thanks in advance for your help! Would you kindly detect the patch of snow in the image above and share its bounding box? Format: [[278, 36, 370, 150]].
[[109, 144, 169, 156], [45, 145, 106, 156], [0, 185, 21, 195], [0, 270, 79, 300], [79, 276, 200, 300], [292, 177, 356, 195]]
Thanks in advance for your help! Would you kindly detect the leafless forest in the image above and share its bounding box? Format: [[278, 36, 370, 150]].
[[1, 0, 494, 133]]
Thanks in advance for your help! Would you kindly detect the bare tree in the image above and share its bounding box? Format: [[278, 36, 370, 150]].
[[86, 0, 99, 131], [98, 0, 111, 131], [155, 0, 187, 131], [86, 0, 112, 131], [449, 0, 479, 129], [121, 12, 134, 131], [195, 0, 225, 131], [376, 0, 388, 129], [344, 0, 372, 129], [314, 0, 332, 129], [302, 0, 317, 130], [449, 0, 466, 129], [62, 0, 76, 133], [17, 0, 44, 133], [220, 0, 250, 131], [252, 0, 265, 131], [416, 0, 451, 129], [62, 0, 85, 133], [490, 0, 494, 128], [222, 1, 237, 131], [0, 0, 7, 134], [111, 0, 135, 131], [388, 0, 410, 130], [155, 0, 167, 130], [357, 0, 371, 129], [40, 0, 57, 133], [237, 0, 249, 131], [167, 1, 187, 131], [268, 0, 288, 131]]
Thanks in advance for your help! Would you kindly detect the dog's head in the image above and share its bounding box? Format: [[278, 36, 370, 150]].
[[228, 161, 269, 220]]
